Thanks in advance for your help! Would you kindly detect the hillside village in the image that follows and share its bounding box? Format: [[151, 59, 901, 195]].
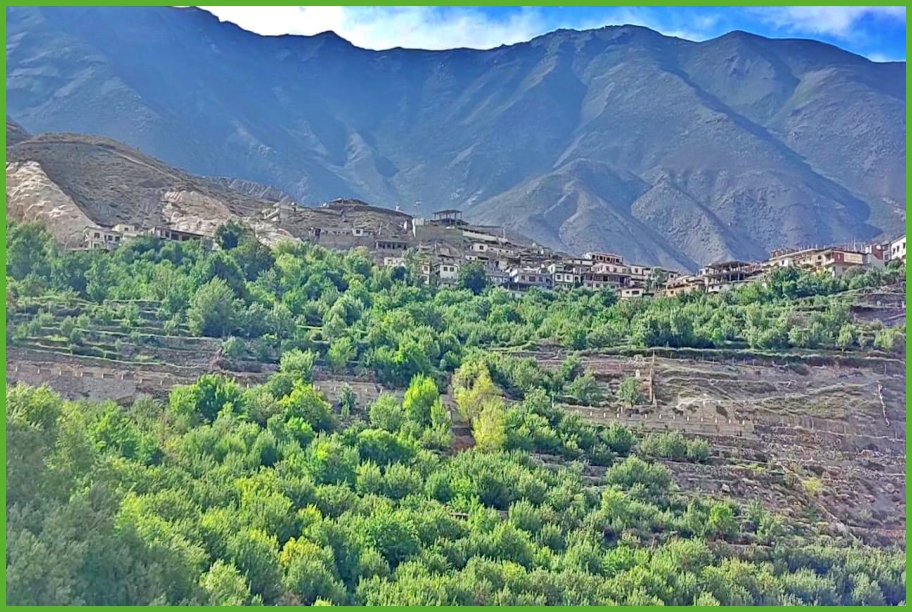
[[79, 196, 907, 298]]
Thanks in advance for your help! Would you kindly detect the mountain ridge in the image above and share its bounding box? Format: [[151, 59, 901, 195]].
[[6, 6, 905, 266]]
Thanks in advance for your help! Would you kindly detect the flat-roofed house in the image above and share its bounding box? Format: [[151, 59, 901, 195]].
[[620, 287, 647, 299], [509, 267, 553, 292], [664, 275, 705, 297], [699, 260, 762, 293], [819, 248, 865, 277], [888, 235, 906, 263], [83, 226, 123, 250], [549, 262, 581, 290]]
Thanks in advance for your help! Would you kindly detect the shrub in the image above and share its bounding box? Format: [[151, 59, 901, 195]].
[[279, 349, 317, 383], [222, 336, 247, 360], [617, 377, 642, 407]]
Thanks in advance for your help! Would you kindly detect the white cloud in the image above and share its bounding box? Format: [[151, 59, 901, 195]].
[[196, 6, 347, 38], [751, 6, 905, 39], [867, 51, 905, 63], [196, 6, 903, 55], [199, 6, 566, 50], [596, 8, 722, 41], [196, 6, 717, 51]]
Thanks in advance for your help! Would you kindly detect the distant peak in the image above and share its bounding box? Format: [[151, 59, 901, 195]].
[[538, 23, 661, 41]]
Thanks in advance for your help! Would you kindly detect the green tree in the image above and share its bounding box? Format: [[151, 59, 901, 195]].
[[188, 278, 239, 337], [566, 372, 604, 405], [169, 374, 245, 424], [472, 398, 507, 452], [328, 336, 355, 373], [7, 222, 55, 280], [368, 394, 406, 433], [200, 560, 257, 606], [453, 359, 500, 422], [617, 377, 642, 407], [279, 381, 336, 432], [226, 528, 283, 603], [215, 220, 246, 250], [457, 261, 489, 295], [338, 383, 356, 419], [279, 349, 317, 383], [279, 538, 346, 605], [402, 374, 440, 427]]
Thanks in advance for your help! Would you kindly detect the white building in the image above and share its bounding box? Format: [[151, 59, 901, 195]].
[[888, 235, 906, 263], [620, 287, 646, 299], [437, 261, 460, 282], [83, 226, 123, 250]]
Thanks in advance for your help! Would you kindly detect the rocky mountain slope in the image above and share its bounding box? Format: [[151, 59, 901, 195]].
[[5, 127, 296, 247], [6, 117, 31, 145], [6, 6, 905, 267]]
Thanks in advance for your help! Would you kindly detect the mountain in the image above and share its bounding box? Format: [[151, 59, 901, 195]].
[[5, 130, 295, 247], [6, 6, 905, 268], [204, 177, 299, 207], [7, 117, 31, 145]]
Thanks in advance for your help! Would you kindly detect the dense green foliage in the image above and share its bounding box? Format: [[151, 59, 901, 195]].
[[6, 222, 905, 392], [5, 222, 906, 605], [8, 378, 905, 606]]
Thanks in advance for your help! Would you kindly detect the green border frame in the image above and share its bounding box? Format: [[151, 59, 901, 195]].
[[0, 2, 908, 609]]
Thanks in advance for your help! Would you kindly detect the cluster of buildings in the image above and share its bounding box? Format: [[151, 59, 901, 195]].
[[372, 209, 681, 298], [79, 199, 905, 300], [664, 237, 906, 297], [82, 223, 212, 250], [401, 223, 907, 298]]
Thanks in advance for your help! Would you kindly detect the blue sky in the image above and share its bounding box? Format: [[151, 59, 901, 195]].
[[200, 6, 906, 61]]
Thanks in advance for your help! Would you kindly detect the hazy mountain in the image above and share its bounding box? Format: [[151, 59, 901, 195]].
[[6, 6, 905, 268], [6, 117, 31, 145]]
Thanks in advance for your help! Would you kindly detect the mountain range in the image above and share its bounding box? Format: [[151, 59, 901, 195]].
[[6, 6, 906, 269]]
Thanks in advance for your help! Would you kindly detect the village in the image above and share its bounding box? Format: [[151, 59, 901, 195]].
[[80, 197, 907, 299]]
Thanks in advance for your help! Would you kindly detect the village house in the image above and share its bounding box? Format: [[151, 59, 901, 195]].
[[699, 260, 762, 293], [765, 246, 827, 270], [83, 226, 123, 250], [664, 275, 705, 297], [620, 287, 647, 299], [113, 223, 143, 238], [375, 239, 409, 252], [436, 257, 460, 284], [819, 248, 866, 277], [588, 261, 632, 288], [887, 235, 906, 263], [584, 252, 624, 265], [487, 267, 511, 287], [548, 262, 581, 290], [566, 257, 593, 271], [419, 261, 433, 285], [508, 267, 553, 292], [430, 209, 467, 227], [627, 264, 651, 288], [862, 243, 887, 268], [580, 271, 611, 290], [764, 245, 864, 277], [150, 226, 207, 242]]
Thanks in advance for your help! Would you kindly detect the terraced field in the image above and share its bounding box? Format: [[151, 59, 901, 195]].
[[7, 294, 905, 547]]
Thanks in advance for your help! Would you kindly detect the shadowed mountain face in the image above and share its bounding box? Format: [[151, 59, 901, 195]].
[[6, 6, 905, 269], [6, 117, 31, 145]]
